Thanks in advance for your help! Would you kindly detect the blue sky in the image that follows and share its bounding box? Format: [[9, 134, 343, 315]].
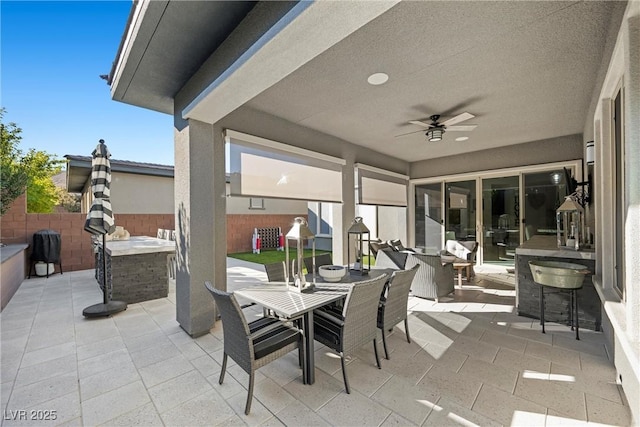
[[1, 1, 175, 166]]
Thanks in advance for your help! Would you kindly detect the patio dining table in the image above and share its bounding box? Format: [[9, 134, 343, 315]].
[[234, 269, 391, 384]]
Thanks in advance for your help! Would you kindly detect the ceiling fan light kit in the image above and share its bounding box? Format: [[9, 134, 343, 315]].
[[426, 127, 444, 142], [403, 112, 476, 142]]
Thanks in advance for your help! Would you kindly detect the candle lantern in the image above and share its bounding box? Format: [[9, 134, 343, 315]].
[[347, 217, 370, 275], [556, 196, 584, 250], [285, 217, 315, 292]]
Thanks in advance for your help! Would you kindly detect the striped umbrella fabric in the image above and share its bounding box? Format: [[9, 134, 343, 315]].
[[84, 140, 116, 235]]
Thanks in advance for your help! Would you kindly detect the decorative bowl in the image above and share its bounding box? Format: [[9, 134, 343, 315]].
[[318, 265, 347, 282]]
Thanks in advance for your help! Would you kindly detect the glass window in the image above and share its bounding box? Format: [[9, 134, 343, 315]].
[[249, 198, 264, 209], [482, 176, 519, 263], [414, 183, 443, 251], [523, 170, 568, 239], [308, 202, 333, 236], [445, 180, 476, 242], [614, 86, 625, 297]]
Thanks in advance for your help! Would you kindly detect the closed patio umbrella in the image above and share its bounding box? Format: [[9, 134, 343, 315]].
[[82, 139, 127, 317]]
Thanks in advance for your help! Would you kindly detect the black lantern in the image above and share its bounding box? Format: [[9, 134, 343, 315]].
[[285, 217, 315, 292], [347, 217, 370, 275]]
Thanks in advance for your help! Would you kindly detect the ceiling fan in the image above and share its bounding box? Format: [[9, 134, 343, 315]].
[[401, 112, 477, 141]]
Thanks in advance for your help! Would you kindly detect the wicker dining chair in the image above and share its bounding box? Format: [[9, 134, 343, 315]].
[[313, 274, 389, 394], [263, 260, 294, 282], [204, 282, 304, 415], [377, 264, 419, 359], [302, 253, 333, 273]]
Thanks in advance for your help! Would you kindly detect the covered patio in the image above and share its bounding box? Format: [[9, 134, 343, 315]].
[[102, 0, 639, 424], [0, 262, 631, 426]]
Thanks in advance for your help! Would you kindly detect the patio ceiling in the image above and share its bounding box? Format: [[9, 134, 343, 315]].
[[111, 1, 627, 162]]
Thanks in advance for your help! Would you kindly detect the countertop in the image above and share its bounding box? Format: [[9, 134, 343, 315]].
[[0, 244, 29, 264], [100, 236, 175, 256], [515, 235, 595, 260]]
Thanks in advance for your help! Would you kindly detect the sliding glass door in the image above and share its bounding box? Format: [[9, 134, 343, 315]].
[[411, 161, 578, 266], [523, 170, 568, 241], [445, 180, 476, 242], [481, 176, 519, 264], [414, 183, 443, 252]]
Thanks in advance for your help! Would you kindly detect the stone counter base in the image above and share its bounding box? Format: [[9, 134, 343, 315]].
[[516, 255, 599, 331], [97, 251, 169, 304]]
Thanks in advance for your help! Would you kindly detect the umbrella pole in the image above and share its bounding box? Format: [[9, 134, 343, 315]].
[[102, 233, 108, 305], [82, 233, 127, 318]]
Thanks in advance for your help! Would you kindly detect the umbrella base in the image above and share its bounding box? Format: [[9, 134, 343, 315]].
[[82, 301, 127, 318]]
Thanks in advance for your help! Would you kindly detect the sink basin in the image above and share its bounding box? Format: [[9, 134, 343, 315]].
[[528, 260, 590, 289]]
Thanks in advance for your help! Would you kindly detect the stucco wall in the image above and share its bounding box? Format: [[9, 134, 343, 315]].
[[110, 172, 175, 214], [225, 185, 308, 215], [410, 134, 583, 179]]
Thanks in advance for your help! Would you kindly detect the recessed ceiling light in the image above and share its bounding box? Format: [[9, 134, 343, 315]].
[[367, 72, 389, 85], [455, 136, 469, 142]]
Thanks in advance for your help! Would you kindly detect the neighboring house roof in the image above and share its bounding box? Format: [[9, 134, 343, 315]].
[[52, 171, 67, 189], [64, 154, 174, 193], [64, 155, 231, 193]]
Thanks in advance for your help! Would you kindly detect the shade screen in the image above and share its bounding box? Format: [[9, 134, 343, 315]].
[[357, 167, 407, 206], [229, 141, 342, 202]]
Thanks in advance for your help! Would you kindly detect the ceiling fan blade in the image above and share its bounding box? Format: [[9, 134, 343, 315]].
[[447, 124, 477, 131], [395, 128, 426, 138], [408, 120, 431, 128], [442, 112, 474, 127]]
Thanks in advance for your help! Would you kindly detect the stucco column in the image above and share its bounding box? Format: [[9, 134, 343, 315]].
[[624, 14, 640, 343], [332, 160, 355, 265], [174, 119, 227, 337]]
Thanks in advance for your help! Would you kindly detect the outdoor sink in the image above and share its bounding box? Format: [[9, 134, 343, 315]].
[[528, 260, 590, 289]]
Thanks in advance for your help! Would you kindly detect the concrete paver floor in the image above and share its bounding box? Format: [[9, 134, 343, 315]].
[[0, 259, 632, 426]]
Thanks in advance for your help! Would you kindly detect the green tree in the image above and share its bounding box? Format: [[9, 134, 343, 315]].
[[57, 187, 81, 212], [22, 149, 63, 213], [1, 108, 63, 214], [1, 109, 29, 215]]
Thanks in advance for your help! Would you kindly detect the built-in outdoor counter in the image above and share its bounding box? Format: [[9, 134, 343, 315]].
[[1, 244, 29, 311], [515, 235, 599, 330], [97, 236, 175, 304]]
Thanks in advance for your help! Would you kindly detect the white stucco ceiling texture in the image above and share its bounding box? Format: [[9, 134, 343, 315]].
[[246, 1, 625, 161]]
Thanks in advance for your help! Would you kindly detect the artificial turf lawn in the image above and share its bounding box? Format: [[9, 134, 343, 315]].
[[227, 249, 331, 265], [228, 249, 374, 268]]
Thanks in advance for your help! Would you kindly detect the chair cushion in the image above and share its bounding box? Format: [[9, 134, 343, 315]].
[[248, 317, 280, 333], [252, 324, 299, 360], [378, 249, 410, 269], [387, 239, 405, 251], [370, 241, 390, 255], [313, 306, 344, 349], [445, 240, 478, 261]]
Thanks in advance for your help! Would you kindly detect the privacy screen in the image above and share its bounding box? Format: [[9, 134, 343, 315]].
[[227, 132, 343, 203], [357, 166, 407, 207]]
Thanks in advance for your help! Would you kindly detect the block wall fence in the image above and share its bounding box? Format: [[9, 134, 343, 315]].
[[1, 194, 306, 273]]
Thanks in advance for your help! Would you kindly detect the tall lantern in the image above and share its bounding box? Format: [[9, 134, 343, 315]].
[[347, 217, 370, 275], [556, 196, 584, 250], [285, 217, 315, 292]]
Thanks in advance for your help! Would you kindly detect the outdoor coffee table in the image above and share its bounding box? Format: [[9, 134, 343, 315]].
[[453, 261, 472, 288]]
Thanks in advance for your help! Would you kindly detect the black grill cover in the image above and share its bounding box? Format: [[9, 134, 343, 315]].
[[31, 229, 61, 263]]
